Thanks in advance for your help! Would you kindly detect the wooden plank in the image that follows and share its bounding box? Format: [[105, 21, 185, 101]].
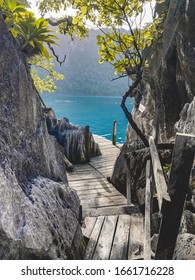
[[89, 164, 114, 170], [76, 188, 121, 196], [71, 184, 117, 192], [144, 160, 151, 260], [68, 174, 103, 182], [83, 205, 139, 217], [90, 157, 118, 164], [80, 196, 127, 208], [82, 217, 97, 239], [68, 177, 110, 185], [126, 159, 131, 205], [149, 136, 171, 210], [155, 133, 195, 260], [128, 214, 144, 260], [69, 167, 95, 173], [78, 191, 122, 199], [110, 215, 131, 260], [68, 170, 102, 177], [84, 216, 105, 260], [93, 215, 118, 260]]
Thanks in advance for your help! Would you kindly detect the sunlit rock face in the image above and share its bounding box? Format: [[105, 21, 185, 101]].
[[175, 97, 195, 135], [126, 0, 195, 143], [0, 12, 85, 259]]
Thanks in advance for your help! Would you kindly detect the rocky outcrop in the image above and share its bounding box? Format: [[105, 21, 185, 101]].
[[126, 0, 195, 143], [173, 233, 195, 260], [0, 12, 85, 259], [46, 116, 101, 163], [112, 0, 195, 193], [174, 97, 195, 135]]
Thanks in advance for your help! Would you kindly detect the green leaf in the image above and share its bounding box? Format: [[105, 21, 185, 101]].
[[35, 41, 50, 59]]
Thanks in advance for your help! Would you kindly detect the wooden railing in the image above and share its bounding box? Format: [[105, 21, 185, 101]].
[[125, 133, 195, 259], [112, 120, 117, 146]]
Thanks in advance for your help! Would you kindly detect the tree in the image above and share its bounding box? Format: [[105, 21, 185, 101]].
[[1, 0, 166, 142], [35, 0, 166, 146], [29, 55, 64, 93]]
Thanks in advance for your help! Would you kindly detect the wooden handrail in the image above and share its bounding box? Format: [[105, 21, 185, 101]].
[[149, 136, 171, 210], [143, 160, 152, 260], [112, 120, 117, 146], [155, 133, 195, 259], [125, 159, 131, 205]]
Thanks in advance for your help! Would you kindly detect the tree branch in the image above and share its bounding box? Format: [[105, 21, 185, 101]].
[[48, 43, 66, 66], [120, 70, 149, 147], [46, 16, 73, 34]]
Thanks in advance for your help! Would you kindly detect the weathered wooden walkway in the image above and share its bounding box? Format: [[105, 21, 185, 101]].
[[67, 135, 143, 260]]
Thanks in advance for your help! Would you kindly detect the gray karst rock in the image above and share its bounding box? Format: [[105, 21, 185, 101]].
[[0, 12, 85, 259], [112, 0, 195, 196], [126, 0, 195, 143], [46, 116, 101, 164], [180, 211, 195, 235], [111, 0, 195, 259], [173, 233, 195, 260], [174, 98, 195, 135]]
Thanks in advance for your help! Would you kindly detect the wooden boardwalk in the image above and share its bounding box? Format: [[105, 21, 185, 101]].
[[67, 135, 143, 260]]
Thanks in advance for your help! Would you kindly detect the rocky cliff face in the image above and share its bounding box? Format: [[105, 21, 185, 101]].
[[111, 0, 195, 260], [112, 0, 195, 190], [0, 12, 85, 259], [127, 0, 195, 142]]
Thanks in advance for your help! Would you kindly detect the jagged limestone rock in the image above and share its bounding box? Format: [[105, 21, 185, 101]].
[[180, 211, 195, 235], [173, 233, 195, 260], [46, 117, 101, 164], [0, 12, 85, 259], [126, 0, 195, 143], [174, 97, 195, 135]]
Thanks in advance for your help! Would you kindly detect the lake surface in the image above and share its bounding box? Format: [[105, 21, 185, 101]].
[[41, 94, 133, 144]]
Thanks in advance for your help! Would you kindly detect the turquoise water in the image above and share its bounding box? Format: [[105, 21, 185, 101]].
[[41, 94, 133, 144]]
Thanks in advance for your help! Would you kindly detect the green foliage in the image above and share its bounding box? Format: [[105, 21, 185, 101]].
[[17, 0, 30, 7], [29, 55, 64, 93], [0, 0, 64, 92], [163, 163, 172, 174], [17, 14, 58, 59], [36, 0, 166, 77], [0, 0, 58, 59]]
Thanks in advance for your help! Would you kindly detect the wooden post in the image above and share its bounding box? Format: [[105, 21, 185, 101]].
[[112, 120, 117, 146], [84, 125, 91, 163], [144, 160, 152, 260], [155, 133, 195, 260], [125, 158, 131, 205], [149, 136, 171, 210]]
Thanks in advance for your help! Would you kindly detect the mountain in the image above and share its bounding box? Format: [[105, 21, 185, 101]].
[[50, 28, 128, 96]]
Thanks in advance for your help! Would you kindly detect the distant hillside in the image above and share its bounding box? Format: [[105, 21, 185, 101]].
[[49, 28, 128, 96]]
